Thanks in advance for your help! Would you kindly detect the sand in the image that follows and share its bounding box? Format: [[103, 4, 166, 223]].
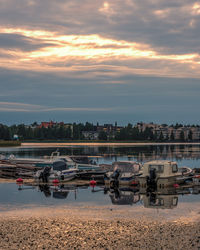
[[21, 142, 200, 148], [0, 206, 199, 250]]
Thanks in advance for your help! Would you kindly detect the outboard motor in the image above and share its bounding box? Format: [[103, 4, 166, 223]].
[[112, 169, 121, 180], [146, 168, 157, 191], [39, 166, 51, 183], [39, 184, 51, 197], [114, 188, 120, 199], [110, 169, 121, 188], [149, 192, 157, 205]]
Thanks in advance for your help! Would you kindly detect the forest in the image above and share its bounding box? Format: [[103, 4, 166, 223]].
[[0, 122, 197, 142]]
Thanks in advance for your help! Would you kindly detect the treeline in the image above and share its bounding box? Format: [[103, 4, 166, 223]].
[[0, 124, 72, 140], [0, 123, 95, 140], [115, 125, 154, 141], [0, 122, 197, 141]]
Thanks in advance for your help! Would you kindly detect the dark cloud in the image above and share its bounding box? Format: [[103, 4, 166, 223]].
[[0, 67, 200, 124], [0, 0, 199, 54], [0, 33, 55, 51], [0, 1, 199, 124]]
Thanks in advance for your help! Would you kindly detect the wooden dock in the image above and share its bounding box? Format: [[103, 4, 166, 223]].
[[0, 162, 41, 179]]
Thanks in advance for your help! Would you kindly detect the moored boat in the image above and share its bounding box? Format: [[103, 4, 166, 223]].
[[139, 160, 193, 191], [34, 160, 77, 183], [104, 161, 142, 187]]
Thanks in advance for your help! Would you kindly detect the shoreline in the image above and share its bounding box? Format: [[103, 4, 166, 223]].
[[1, 179, 199, 249], [20, 142, 200, 148], [0, 207, 199, 249]]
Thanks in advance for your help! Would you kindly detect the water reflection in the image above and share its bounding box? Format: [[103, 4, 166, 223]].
[[1, 145, 200, 212], [2, 144, 200, 163], [105, 187, 140, 206], [15, 182, 200, 210], [143, 193, 178, 209]]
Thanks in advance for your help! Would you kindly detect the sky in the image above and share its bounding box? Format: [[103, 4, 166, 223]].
[[0, 0, 200, 125]]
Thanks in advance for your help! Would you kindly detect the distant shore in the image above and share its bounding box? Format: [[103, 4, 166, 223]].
[[1, 141, 200, 148], [0, 141, 21, 147], [21, 142, 200, 147]]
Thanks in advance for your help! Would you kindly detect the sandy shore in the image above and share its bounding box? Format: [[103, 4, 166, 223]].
[[0, 178, 199, 249], [21, 142, 200, 148], [0, 207, 199, 250]]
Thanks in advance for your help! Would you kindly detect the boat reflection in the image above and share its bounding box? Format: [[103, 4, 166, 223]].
[[142, 193, 178, 209], [16, 182, 200, 209], [37, 183, 85, 199], [105, 187, 140, 205]]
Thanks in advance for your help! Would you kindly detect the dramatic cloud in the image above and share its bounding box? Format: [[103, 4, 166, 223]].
[[0, 26, 199, 78], [0, 0, 199, 124]]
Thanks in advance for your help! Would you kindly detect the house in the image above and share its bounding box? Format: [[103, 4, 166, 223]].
[[82, 131, 99, 140]]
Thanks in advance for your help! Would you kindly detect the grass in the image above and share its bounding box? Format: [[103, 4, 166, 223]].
[[0, 140, 21, 147]]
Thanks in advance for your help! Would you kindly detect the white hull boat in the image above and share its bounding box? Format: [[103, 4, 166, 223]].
[[34, 160, 77, 183]]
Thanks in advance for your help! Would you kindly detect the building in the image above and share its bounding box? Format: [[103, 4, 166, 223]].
[[135, 122, 200, 141], [38, 121, 56, 128], [82, 131, 99, 140]]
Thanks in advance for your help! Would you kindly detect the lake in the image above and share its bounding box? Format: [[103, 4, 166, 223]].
[[0, 144, 199, 220]]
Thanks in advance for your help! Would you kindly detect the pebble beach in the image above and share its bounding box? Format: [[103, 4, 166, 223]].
[[0, 206, 199, 250]]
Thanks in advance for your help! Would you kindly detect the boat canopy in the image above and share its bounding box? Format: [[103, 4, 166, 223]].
[[112, 162, 141, 173], [52, 161, 69, 171]]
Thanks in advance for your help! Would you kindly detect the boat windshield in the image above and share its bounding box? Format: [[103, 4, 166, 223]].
[[113, 162, 140, 173], [149, 164, 164, 173], [52, 161, 68, 171]]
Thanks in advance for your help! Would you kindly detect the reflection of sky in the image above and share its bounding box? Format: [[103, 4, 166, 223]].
[[0, 183, 111, 208], [0, 183, 199, 212]]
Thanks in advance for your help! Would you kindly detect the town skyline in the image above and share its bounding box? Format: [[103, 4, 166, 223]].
[[1, 121, 200, 142]]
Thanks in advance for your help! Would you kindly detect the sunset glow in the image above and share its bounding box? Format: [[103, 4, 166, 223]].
[[0, 27, 199, 77], [0, 0, 199, 124]]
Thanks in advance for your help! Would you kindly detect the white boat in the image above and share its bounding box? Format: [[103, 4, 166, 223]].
[[5, 150, 67, 166], [139, 160, 192, 190], [34, 160, 77, 183], [6, 151, 102, 172], [104, 161, 142, 187]]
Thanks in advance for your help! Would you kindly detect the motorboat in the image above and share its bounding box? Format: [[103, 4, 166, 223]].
[[104, 161, 143, 187], [34, 160, 78, 183], [4, 151, 102, 173], [193, 175, 200, 186], [139, 160, 193, 191], [3, 150, 67, 166]]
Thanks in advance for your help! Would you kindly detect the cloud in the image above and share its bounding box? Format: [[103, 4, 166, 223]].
[[0, 101, 113, 112], [0, 0, 199, 53], [0, 102, 43, 112], [0, 26, 199, 78], [0, 33, 55, 51], [0, 0, 199, 124]]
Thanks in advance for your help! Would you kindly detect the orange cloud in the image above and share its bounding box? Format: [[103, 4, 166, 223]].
[[0, 27, 199, 78]]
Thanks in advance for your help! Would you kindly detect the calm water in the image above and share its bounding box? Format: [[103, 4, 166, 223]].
[[0, 182, 199, 212], [1, 144, 200, 167], [0, 145, 199, 213]]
